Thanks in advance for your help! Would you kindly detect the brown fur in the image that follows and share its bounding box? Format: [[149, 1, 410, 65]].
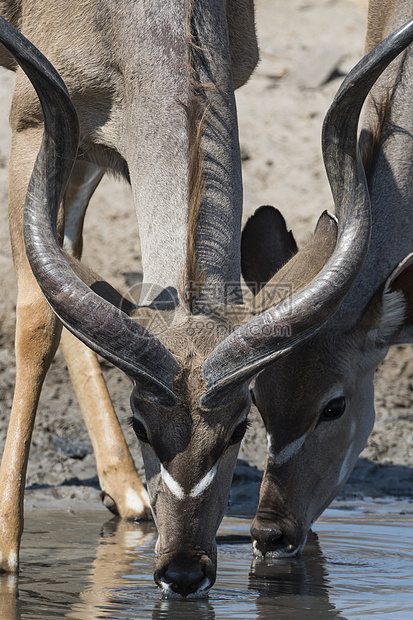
[[360, 92, 391, 184], [365, 0, 394, 52], [362, 1, 413, 184], [0, 1, 20, 68], [365, 0, 413, 53], [129, 304, 232, 406]]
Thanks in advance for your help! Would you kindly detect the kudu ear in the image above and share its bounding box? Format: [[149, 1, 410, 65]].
[[241, 206, 298, 292], [251, 210, 338, 313], [370, 253, 413, 345]]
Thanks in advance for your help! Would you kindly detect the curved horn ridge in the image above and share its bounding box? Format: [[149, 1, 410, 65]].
[[0, 17, 179, 405], [201, 19, 413, 407]]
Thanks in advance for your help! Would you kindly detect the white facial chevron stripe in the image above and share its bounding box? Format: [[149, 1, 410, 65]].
[[189, 464, 218, 498], [160, 464, 185, 499], [160, 463, 218, 499], [269, 432, 307, 466]]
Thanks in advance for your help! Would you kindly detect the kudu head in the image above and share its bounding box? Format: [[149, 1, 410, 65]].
[[0, 14, 377, 596], [241, 21, 413, 560]]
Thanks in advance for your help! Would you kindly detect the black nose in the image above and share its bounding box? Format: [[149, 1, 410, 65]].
[[163, 557, 207, 597], [251, 526, 287, 556]]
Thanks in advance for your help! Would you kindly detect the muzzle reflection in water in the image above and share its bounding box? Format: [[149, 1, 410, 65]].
[[71, 518, 345, 619], [72, 515, 218, 620], [151, 598, 216, 620], [248, 531, 344, 619], [10, 509, 412, 618]]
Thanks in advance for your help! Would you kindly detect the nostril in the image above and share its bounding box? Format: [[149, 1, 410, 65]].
[[164, 561, 206, 597], [251, 526, 284, 555]]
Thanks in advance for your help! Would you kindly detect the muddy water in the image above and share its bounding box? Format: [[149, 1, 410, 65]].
[[0, 502, 412, 619]]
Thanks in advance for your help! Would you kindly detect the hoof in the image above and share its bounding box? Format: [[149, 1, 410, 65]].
[[101, 491, 120, 516], [129, 505, 153, 522], [100, 491, 153, 521]]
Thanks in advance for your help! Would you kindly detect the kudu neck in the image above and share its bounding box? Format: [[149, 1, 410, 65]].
[[337, 55, 413, 321], [122, 0, 243, 305]]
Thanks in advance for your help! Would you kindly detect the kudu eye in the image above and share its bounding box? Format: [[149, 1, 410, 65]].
[[321, 396, 346, 421], [229, 419, 250, 446], [128, 416, 150, 443]]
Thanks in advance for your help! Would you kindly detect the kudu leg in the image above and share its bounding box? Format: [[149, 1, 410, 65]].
[[61, 331, 151, 519], [0, 128, 62, 573], [60, 161, 151, 520]]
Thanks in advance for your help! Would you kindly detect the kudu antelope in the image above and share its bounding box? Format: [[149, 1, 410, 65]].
[[0, 0, 406, 598], [244, 3, 413, 560]]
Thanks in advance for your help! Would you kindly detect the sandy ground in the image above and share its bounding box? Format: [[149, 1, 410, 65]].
[[0, 0, 412, 516]]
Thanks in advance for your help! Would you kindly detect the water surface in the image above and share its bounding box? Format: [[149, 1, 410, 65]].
[[1, 501, 412, 619]]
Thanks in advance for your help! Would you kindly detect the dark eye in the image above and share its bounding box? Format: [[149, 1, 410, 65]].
[[229, 419, 250, 446], [128, 416, 150, 443], [321, 396, 346, 421]]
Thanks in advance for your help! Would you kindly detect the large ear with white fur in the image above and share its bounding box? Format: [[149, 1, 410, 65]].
[[374, 253, 413, 345]]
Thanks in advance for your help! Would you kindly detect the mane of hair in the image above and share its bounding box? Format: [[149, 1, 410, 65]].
[[183, 0, 209, 311]]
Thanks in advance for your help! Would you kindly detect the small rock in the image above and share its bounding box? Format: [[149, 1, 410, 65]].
[[295, 48, 343, 88], [51, 436, 93, 460], [232, 459, 263, 484], [123, 271, 143, 287], [240, 146, 251, 162]]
